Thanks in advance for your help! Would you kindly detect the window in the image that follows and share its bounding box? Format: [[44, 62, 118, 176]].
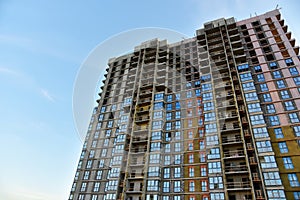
[[166, 122, 171, 131], [164, 155, 171, 165], [250, 114, 265, 125], [289, 113, 300, 123], [96, 170, 102, 180], [201, 165, 207, 176], [263, 93, 272, 102], [148, 166, 160, 177], [269, 62, 278, 69], [204, 112, 216, 121], [242, 82, 255, 91], [149, 154, 160, 164], [195, 89, 201, 96], [151, 131, 161, 141], [261, 155, 277, 169], [150, 142, 161, 151], [201, 180, 208, 191], [174, 181, 181, 192], [208, 162, 222, 173], [175, 143, 181, 152], [186, 90, 192, 98], [283, 157, 294, 169], [257, 73, 265, 82], [164, 168, 170, 178], [204, 102, 214, 111], [91, 195, 98, 200], [78, 195, 85, 200], [163, 181, 170, 192], [152, 121, 162, 130], [189, 167, 195, 177], [210, 193, 225, 200], [253, 127, 269, 138], [274, 128, 283, 138], [188, 154, 194, 163], [203, 92, 213, 101], [174, 167, 181, 178], [294, 192, 300, 200], [276, 80, 286, 89], [272, 70, 282, 79], [289, 67, 299, 75], [266, 104, 276, 113], [175, 111, 181, 119], [238, 64, 249, 72], [166, 112, 172, 120], [175, 120, 181, 129], [154, 102, 164, 110], [269, 115, 280, 126], [174, 154, 181, 164], [293, 77, 300, 86], [206, 135, 219, 146], [208, 148, 220, 159], [209, 176, 223, 189], [263, 172, 282, 185], [167, 95, 173, 102], [280, 90, 291, 99], [153, 111, 163, 119], [286, 58, 295, 66], [260, 83, 269, 92], [165, 144, 170, 152], [240, 72, 252, 82], [175, 131, 181, 140], [105, 194, 116, 200], [245, 92, 258, 101], [83, 171, 90, 180], [278, 142, 288, 153], [175, 102, 181, 110], [189, 181, 195, 192], [86, 160, 93, 169], [294, 126, 300, 137], [202, 83, 212, 91], [200, 153, 206, 162], [256, 140, 272, 152], [288, 173, 300, 187], [80, 182, 87, 192], [254, 65, 262, 72], [248, 103, 262, 113], [267, 190, 286, 199], [147, 180, 159, 191], [188, 142, 193, 150], [93, 182, 100, 192], [154, 93, 164, 101], [284, 101, 295, 111]]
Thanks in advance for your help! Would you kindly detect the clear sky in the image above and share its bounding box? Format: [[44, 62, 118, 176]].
[[0, 0, 299, 200]]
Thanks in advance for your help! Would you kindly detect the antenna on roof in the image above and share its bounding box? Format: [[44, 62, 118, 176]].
[[255, 12, 257, 16], [276, 4, 279, 9]]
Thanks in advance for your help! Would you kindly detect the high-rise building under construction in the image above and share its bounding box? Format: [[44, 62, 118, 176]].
[[69, 9, 300, 200]]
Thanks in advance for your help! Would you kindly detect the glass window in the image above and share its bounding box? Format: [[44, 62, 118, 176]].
[[272, 70, 282, 79], [96, 170, 102, 180], [164, 155, 171, 165], [207, 148, 220, 159], [248, 103, 262, 113], [294, 192, 300, 200], [93, 182, 100, 192], [204, 102, 214, 111], [208, 162, 222, 174], [210, 193, 225, 200], [276, 80, 286, 89], [250, 114, 265, 125], [163, 181, 170, 193], [154, 102, 164, 110], [269, 115, 280, 126], [256, 140, 272, 153], [269, 62, 278, 69], [253, 127, 269, 138], [189, 167, 195, 177], [263, 171, 282, 186], [201, 165, 207, 176], [257, 73, 265, 82], [267, 190, 286, 199], [274, 128, 284, 138], [263, 93, 272, 102], [238, 64, 249, 72], [80, 182, 87, 192], [203, 92, 213, 101], [154, 93, 164, 101], [280, 90, 291, 99], [149, 154, 160, 164], [204, 112, 216, 121], [240, 72, 252, 82], [174, 181, 181, 192], [254, 65, 262, 72], [209, 177, 223, 189], [289, 113, 300, 123], [293, 126, 300, 137], [260, 83, 269, 92], [167, 95, 173, 102], [285, 58, 295, 66], [284, 101, 295, 111], [188, 154, 194, 163], [201, 180, 208, 191], [288, 173, 300, 187], [174, 167, 181, 178], [245, 92, 258, 101], [261, 155, 277, 169], [242, 82, 255, 91], [293, 77, 300, 86], [289, 67, 299, 76], [278, 142, 288, 153], [164, 168, 170, 178], [147, 180, 159, 191], [266, 104, 276, 113], [283, 157, 294, 169]]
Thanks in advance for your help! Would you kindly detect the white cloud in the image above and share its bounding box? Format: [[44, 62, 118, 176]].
[[40, 88, 55, 102]]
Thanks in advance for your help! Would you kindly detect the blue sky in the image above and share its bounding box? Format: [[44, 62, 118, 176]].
[[0, 0, 299, 199]]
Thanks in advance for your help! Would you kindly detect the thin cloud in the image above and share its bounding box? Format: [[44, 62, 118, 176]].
[[40, 88, 55, 102]]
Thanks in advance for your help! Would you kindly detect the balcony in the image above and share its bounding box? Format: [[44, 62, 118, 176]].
[[222, 135, 242, 145], [223, 150, 245, 159], [132, 136, 148, 143], [135, 116, 150, 123], [226, 181, 251, 190], [225, 165, 248, 173]]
